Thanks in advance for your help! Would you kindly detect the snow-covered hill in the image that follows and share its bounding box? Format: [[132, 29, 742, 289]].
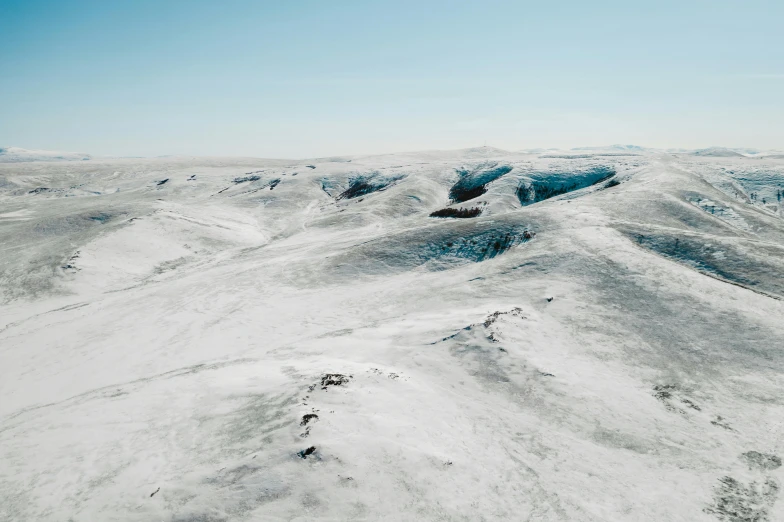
[[0, 146, 92, 162], [1, 148, 783, 521], [691, 147, 748, 158]]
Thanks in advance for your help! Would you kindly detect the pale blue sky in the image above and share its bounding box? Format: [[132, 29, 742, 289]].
[[1, 0, 782, 157]]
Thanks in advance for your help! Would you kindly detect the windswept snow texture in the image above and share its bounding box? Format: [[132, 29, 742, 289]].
[[2, 149, 784, 522]]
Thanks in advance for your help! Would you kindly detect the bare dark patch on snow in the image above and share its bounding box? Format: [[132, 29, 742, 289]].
[[741, 451, 782, 471], [227, 178, 281, 197], [300, 413, 319, 426], [336, 172, 405, 200], [320, 373, 351, 389], [712, 416, 735, 431], [429, 207, 483, 218], [653, 384, 701, 414], [297, 446, 317, 459], [29, 187, 57, 195], [233, 175, 261, 184], [431, 308, 525, 345], [704, 476, 779, 522]]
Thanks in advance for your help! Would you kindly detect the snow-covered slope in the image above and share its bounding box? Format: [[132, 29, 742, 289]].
[[0, 146, 92, 162], [691, 147, 748, 158], [1, 148, 783, 521]]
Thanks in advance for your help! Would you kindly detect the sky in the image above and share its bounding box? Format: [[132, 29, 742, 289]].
[[1, 0, 782, 158]]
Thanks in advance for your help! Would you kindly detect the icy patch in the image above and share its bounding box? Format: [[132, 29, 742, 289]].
[[328, 220, 537, 277], [516, 166, 615, 206], [624, 229, 784, 299], [449, 163, 513, 203], [426, 229, 533, 264]]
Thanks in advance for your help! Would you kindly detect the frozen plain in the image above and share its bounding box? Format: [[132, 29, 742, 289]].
[[1, 146, 783, 521]]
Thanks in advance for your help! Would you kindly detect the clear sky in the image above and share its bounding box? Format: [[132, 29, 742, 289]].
[[1, 0, 782, 158]]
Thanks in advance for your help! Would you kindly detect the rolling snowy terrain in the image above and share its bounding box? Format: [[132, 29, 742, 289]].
[[1, 147, 783, 521]]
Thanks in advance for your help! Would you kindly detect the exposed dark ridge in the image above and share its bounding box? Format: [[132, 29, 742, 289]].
[[430, 207, 483, 218], [449, 164, 513, 203], [452, 185, 486, 202], [338, 179, 379, 200], [227, 178, 281, 198], [336, 173, 405, 200], [517, 167, 616, 205], [233, 175, 261, 184]]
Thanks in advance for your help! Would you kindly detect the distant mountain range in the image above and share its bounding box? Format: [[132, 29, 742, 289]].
[[2, 145, 782, 162], [0, 146, 92, 163]]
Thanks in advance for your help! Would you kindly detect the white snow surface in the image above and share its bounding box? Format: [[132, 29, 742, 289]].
[[1, 148, 783, 521]]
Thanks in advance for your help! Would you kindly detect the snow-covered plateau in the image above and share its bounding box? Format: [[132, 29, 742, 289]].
[[1, 147, 783, 521]]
